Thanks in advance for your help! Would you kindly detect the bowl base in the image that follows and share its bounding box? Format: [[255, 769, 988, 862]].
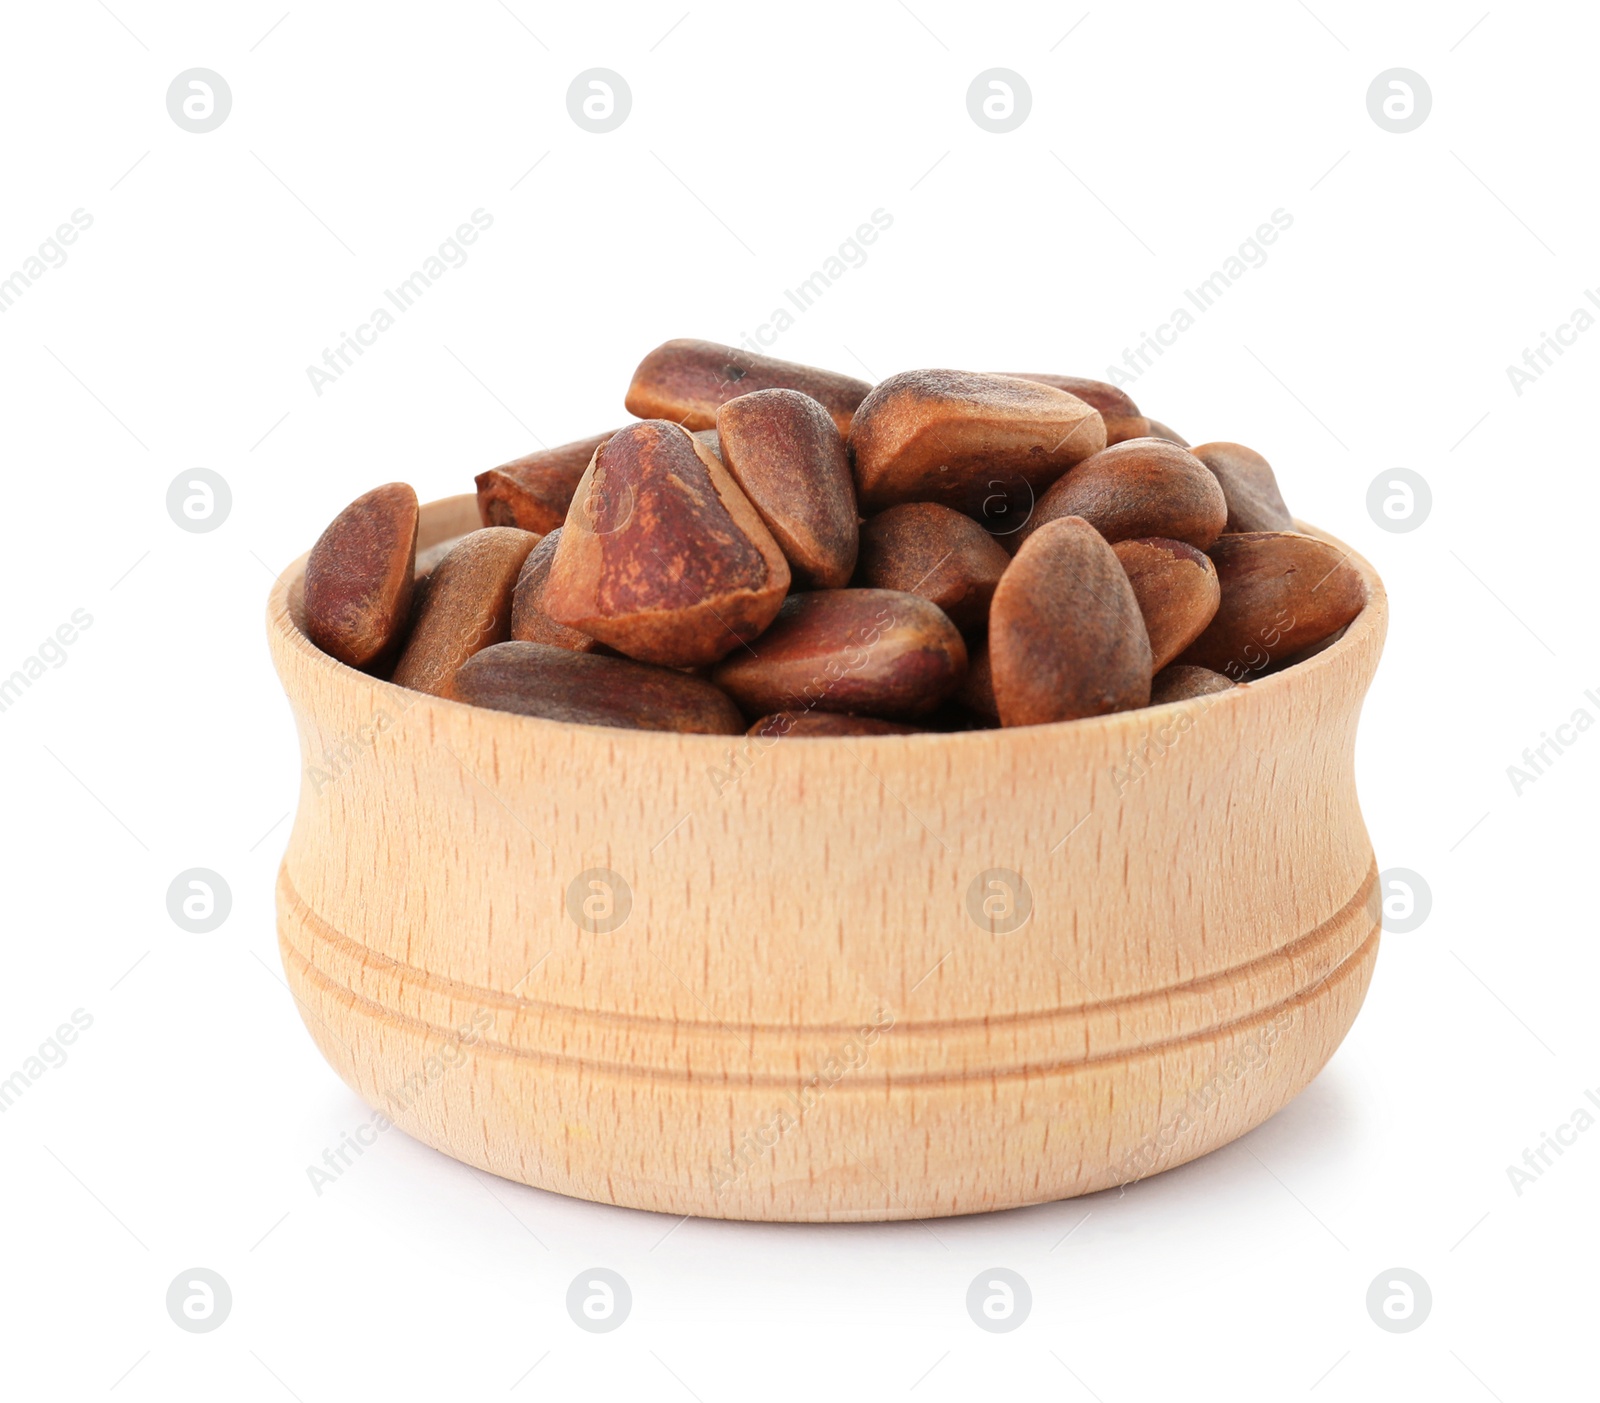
[[278, 861, 1379, 1222]]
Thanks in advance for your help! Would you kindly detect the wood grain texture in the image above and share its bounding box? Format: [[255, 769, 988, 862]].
[[268, 494, 1388, 1221]]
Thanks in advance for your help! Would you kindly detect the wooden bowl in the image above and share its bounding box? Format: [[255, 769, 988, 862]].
[[268, 494, 1386, 1222]]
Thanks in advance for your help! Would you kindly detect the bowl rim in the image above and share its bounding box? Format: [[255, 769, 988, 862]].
[[266, 495, 1387, 748]]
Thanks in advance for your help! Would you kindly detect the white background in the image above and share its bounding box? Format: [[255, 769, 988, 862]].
[[2, 1, 1596, 1398]]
